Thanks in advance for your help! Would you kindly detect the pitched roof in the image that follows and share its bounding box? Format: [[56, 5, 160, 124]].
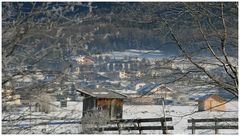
[[76, 88, 127, 99], [83, 56, 95, 61], [137, 83, 161, 94]]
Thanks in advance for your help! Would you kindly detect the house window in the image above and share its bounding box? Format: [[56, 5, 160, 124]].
[[61, 101, 67, 107]]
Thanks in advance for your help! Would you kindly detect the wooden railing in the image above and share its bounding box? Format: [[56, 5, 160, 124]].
[[188, 118, 238, 134], [94, 117, 174, 134]]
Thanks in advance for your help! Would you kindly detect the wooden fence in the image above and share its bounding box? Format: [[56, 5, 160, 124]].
[[3, 117, 173, 134], [94, 117, 174, 134], [188, 118, 238, 134]]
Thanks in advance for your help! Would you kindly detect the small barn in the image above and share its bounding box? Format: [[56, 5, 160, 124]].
[[77, 88, 127, 120], [198, 94, 225, 112]]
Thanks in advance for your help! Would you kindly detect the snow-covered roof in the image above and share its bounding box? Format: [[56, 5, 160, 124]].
[[190, 89, 236, 101], [136, 83, 161, 95], [76, 88, 127, 99], [136, 83, 175, 95], [197, 94, 225, 102]]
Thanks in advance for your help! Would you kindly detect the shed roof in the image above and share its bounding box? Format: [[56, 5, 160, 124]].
[[198, 94, 225, 102], [76, 88, 127, 99], [190, 89, 236, 101]]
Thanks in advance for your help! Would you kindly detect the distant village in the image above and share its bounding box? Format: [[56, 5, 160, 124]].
[[3, 51, 236, 115], [2, 50, 238, 135]]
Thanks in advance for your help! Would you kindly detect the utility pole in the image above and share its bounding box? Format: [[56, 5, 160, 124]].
[[161, 97, 167, 134], [29, 97, 32, 133]]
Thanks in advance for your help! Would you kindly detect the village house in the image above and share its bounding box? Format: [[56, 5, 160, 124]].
[[99, 72, 118, 80], [148, 67, 176, 77], [2, 88, 21, 110], [76, 88, 127, 120], [198, 94, 226, 112], [130, 83, 175, 104], [2, 82, 22, 110], [119, 70, 145, 80], [77, 56, 95, 65], [136, 71, 145, 78], [119, 71, 132, 79], [137, 83, 175, 99]]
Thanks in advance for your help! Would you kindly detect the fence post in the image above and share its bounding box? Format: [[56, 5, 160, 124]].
[[161, 119, 167, 134], [117, 122, 121, 134], [137, 120, 142, 134], [214, 118, 218, 134], [192, 118, 195, 134]]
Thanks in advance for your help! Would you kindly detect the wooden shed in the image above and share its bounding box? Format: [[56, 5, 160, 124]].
[[77, 88, 127, 120], [198, 94, 225, 112]]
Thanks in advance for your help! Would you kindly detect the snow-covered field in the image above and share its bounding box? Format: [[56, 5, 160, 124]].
[[2, 101, 238, 134], [106, 49, 164, 60], [123, 101, 238, 134]]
